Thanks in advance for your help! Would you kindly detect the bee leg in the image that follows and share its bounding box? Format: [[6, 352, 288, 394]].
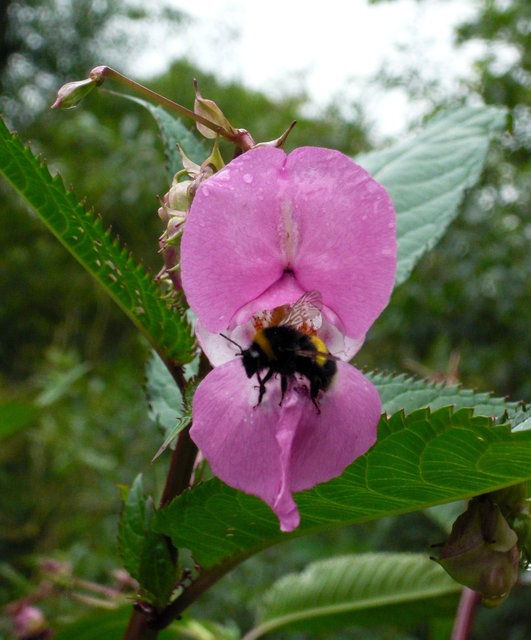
[[279, 375, 288, 406], [310, 380, 321, 415], [255, 369, 274, 406]]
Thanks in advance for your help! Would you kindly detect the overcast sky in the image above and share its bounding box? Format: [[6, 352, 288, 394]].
[[132, 0, 485, 139]]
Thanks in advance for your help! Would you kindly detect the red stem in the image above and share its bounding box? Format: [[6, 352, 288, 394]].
[[451, 588, 481, 640]]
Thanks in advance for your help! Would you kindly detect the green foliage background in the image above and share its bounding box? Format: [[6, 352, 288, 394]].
[[0, 0, 529, 638]]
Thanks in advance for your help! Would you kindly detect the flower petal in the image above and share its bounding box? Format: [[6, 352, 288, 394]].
[[284, 147, 396, 338], [289, 362, 380, 491], [189, 359, 380, 531], [181, 147, 288, 331], [181, 146, 396, 337]]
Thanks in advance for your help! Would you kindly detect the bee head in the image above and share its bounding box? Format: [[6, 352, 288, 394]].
[[241, 347, 260, 378], [220, 333, 259, 378]]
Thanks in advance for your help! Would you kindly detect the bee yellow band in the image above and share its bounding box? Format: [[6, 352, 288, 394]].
[[254, 330, 275, 360], [309, 336, 328, 367]]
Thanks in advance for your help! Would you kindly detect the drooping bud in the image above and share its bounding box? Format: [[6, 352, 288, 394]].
[[433, 497, 520, 607], [51, 78, 99, 110]]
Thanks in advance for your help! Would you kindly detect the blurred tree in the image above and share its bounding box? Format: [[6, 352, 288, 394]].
[[360, 0, 531, 401]]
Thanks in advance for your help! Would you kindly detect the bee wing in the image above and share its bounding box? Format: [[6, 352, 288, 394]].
[[290, 347, 340, 362], [279, 290, 323, 329]]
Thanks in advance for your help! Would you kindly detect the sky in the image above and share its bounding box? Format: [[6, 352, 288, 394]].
[[132, 0, 485, 139]]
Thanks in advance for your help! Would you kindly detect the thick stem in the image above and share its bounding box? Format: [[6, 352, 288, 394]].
[[123, 611, 158, 640], [155, 560, 242, 630], [451, 588, 481, 640], [160, 427, 197, 508]]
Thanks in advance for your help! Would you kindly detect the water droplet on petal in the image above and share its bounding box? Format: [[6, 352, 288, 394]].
[[217, 169, 231, 181], [243, 173, 253, 184]]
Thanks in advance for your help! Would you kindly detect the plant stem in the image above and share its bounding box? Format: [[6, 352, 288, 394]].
[[451, 587, 481, 640], [89, 66, 247, 145], [122, 355, 205, 640], [123, 611, 159, 640], [160, 426, 197, 508]]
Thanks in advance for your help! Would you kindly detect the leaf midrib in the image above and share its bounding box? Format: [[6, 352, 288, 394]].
[[244, 582, 459, 640]]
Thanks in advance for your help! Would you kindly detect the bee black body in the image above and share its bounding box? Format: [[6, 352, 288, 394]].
[[241, 325, 337, 411]]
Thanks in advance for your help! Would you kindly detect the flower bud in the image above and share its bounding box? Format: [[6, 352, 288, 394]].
[[8, 604, 51, 640], [433, 497, 519, 607], [51, 78, 98, 110]]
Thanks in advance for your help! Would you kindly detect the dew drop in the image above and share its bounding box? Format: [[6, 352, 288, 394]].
[[243, 173, 253, 184]]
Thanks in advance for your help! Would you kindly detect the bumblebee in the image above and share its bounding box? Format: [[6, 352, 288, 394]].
[[224, 291, 337, 412]]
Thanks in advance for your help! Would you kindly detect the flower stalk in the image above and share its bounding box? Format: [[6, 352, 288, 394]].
[[52, 66, 257, 150]]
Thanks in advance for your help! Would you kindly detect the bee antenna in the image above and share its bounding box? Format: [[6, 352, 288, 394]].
[[220, 333, 244, 355]]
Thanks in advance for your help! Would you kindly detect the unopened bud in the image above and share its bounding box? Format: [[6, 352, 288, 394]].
[[167, 179, 192, 212], [51, 78, 98, 110], [8, 604, 51, 640], [433, 497, 519, 607]]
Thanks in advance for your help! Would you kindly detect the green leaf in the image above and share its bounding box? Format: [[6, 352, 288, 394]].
[[245, 553, 460, 639], [145, 350, 185, 432], [139, 498, 178, 607], [145, 349, 196, 460], [174, 616, 241, 640], [357, 105, 507, 287], [116, 95, 207, 179], [118, 474, 146, 581], [0, 117, 194, 364], [54, 607, 185, 639], [0, 401, 39, 439], [147, 105, 207, 179], [118, 476, 177, 607], [368, 371, 529, 428], [152, 416, 193, 462], [53, 608, 133, 640], [156, 407, 531, 570]]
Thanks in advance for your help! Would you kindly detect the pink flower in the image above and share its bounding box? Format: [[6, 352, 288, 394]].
[[180, 146, 396, 531]]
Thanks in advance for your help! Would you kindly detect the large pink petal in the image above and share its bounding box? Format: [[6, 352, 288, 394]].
[[190, 359, 381, 531], [284, 147, 396, 338], [289, 362, 380, 491], [190, 359, 304, 530], [181, 146, 396, 336], [181, 147, 288, 332]]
